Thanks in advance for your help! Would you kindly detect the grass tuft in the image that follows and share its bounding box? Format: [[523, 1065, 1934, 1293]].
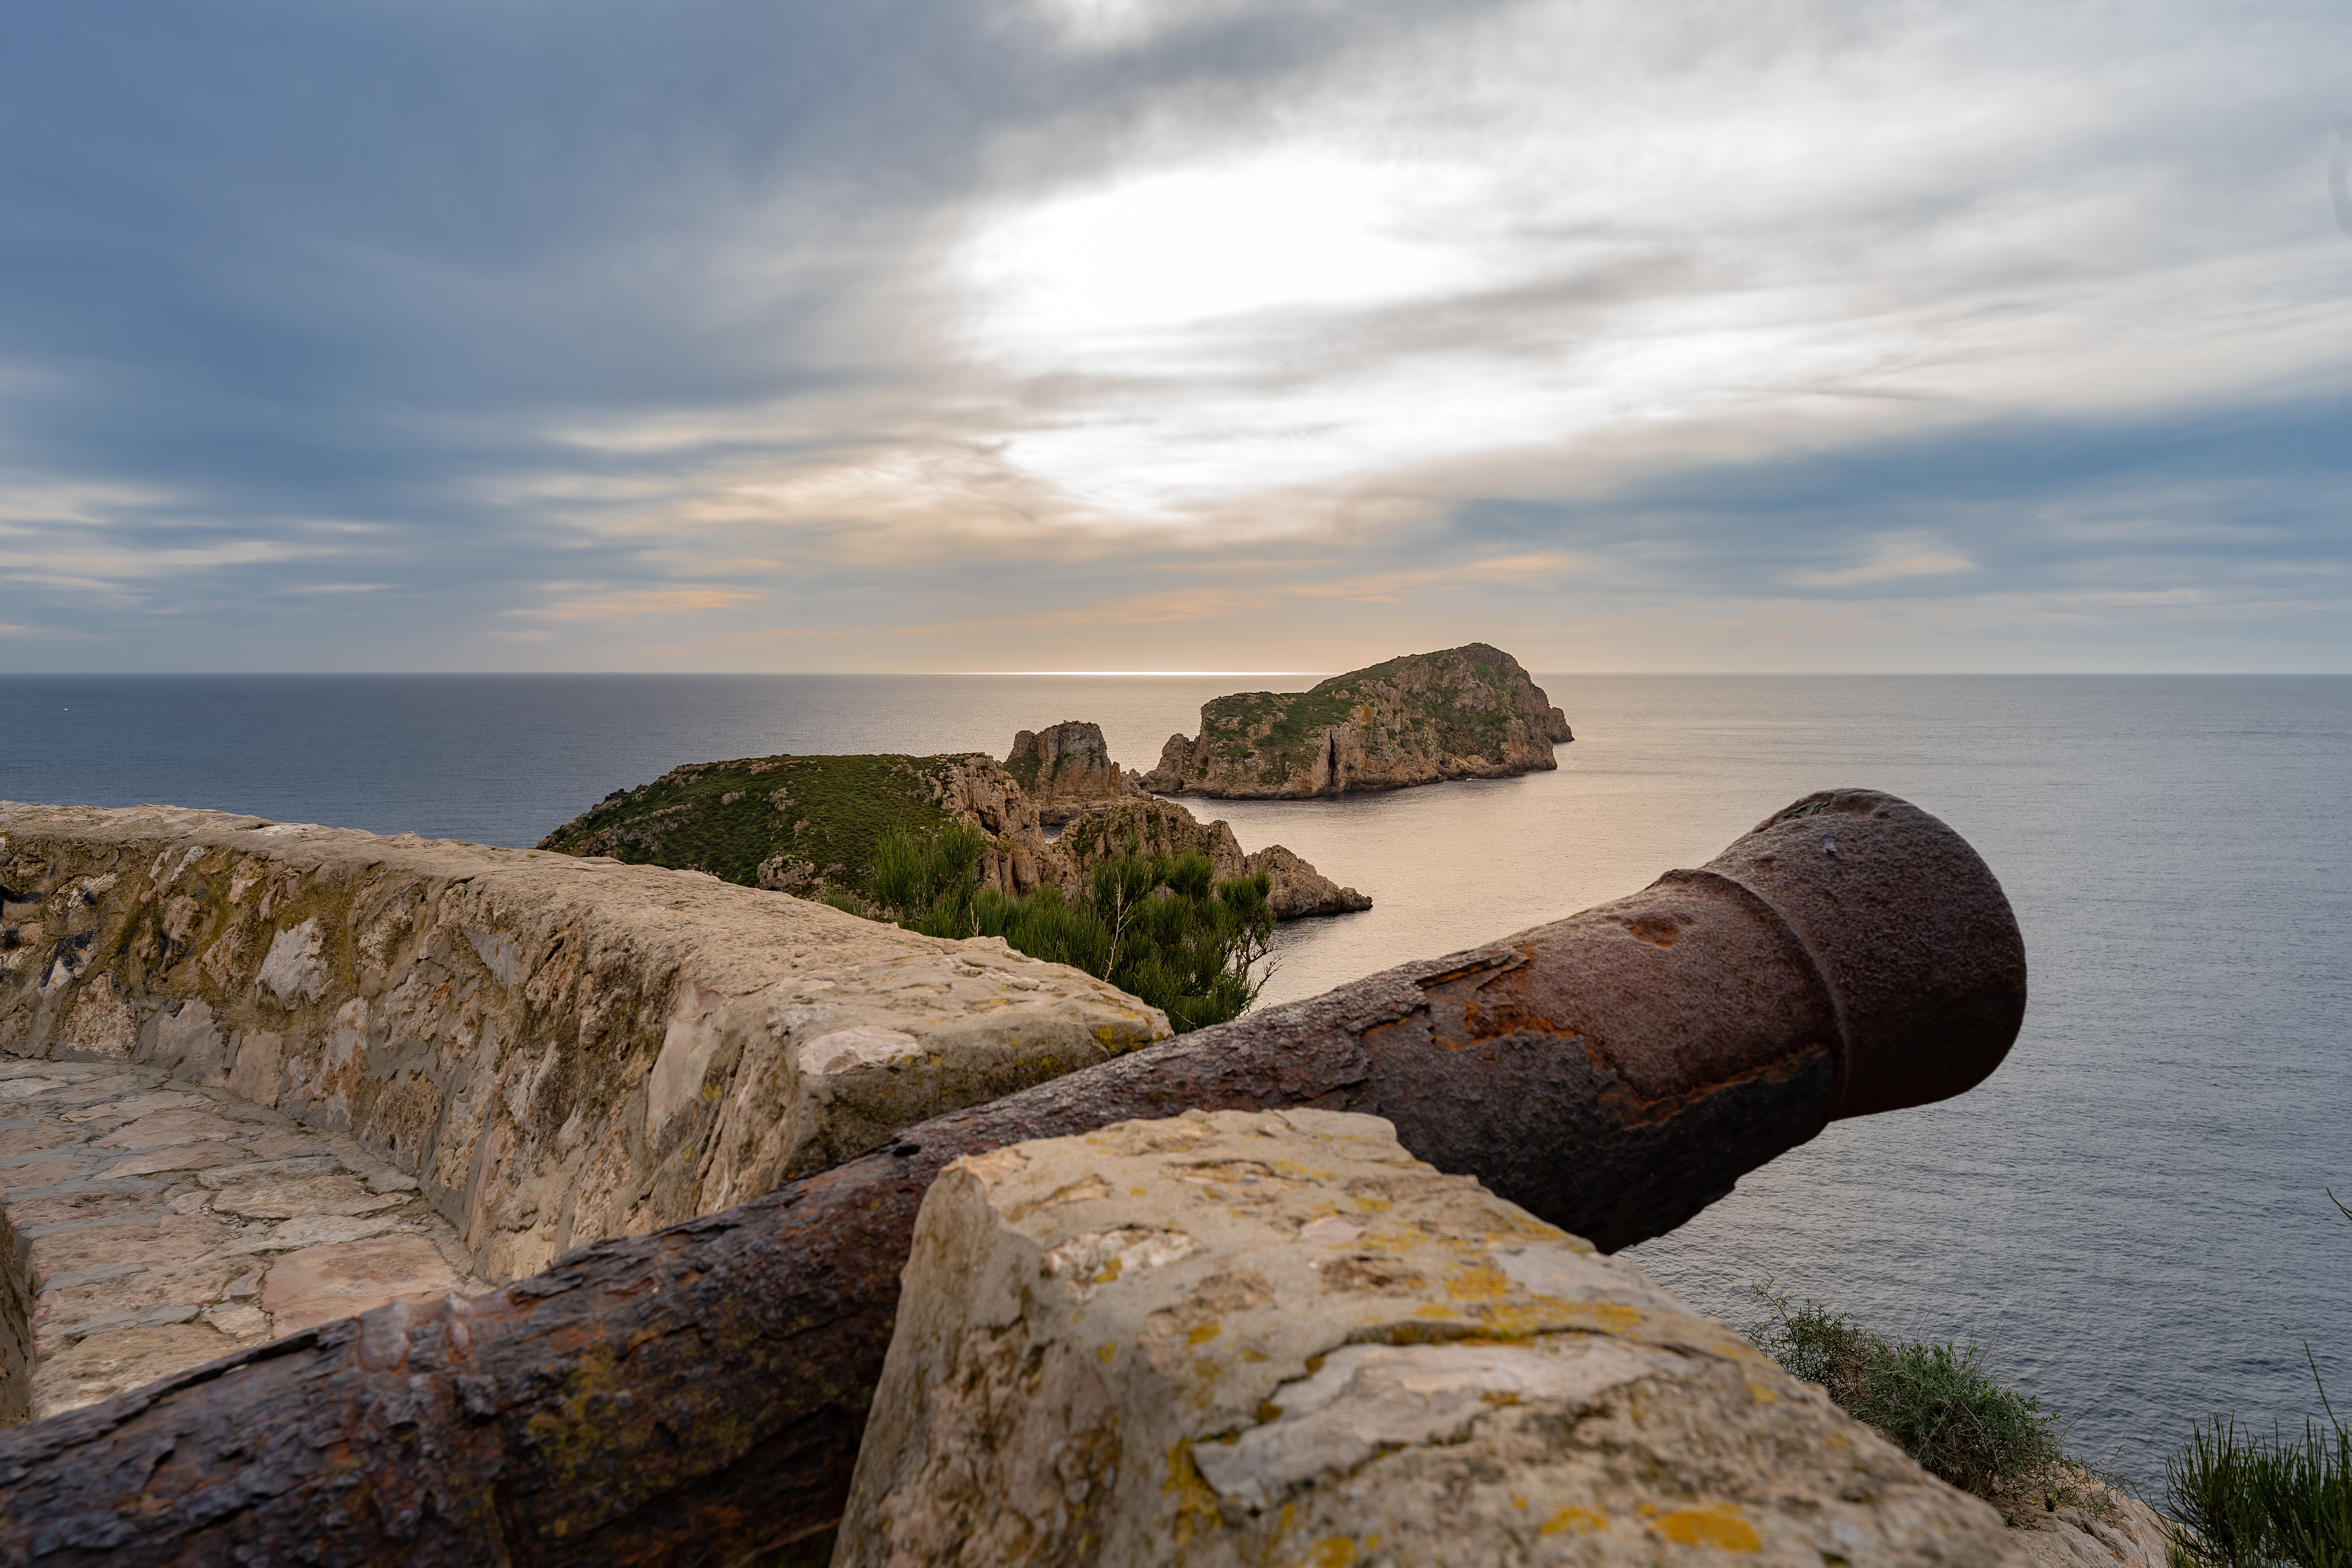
[[1745, 1281, 2114, 1518], [2158, 1192, 2351, 1568]]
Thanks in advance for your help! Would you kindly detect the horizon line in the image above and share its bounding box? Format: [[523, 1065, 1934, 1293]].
[[5, 668, 2350, 678]]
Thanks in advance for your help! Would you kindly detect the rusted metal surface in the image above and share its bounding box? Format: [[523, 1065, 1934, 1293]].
[[0, 789, 2024, 1566]]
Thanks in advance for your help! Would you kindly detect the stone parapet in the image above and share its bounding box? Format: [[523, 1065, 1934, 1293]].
[[0, 802, 1169, 1287], [840, 1108, 2014, 1567]]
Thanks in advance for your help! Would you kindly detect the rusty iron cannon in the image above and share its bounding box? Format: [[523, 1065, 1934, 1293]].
[[0, 789, 2025, 1566]]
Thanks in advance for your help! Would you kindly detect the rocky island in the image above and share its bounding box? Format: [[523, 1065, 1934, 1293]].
[[1140, 641, 1572, 798], [537, 726, 1369, 920]]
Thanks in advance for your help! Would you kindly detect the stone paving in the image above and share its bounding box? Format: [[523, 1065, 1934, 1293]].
[[0, 1056, 485, 1424]]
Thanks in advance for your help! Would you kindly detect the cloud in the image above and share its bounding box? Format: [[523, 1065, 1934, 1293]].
[[521, 588, 768, 621], [1791, 535, 1976, 588], [0, 0, 2347, 670]]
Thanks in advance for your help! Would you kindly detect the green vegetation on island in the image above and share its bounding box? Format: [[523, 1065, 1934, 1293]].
[[540, 753, 1283, 1031], [537, 753, 978, 901], [1142, 642, 1574, 798], [860, 821, 1274, 1033], [1202, 652, 1523, 777]]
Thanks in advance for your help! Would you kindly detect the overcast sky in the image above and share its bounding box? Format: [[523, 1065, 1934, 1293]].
[[2, 0, 2347, 673]]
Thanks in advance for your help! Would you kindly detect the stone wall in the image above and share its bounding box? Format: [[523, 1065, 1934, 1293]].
[[0, 802, 1169, 1288]]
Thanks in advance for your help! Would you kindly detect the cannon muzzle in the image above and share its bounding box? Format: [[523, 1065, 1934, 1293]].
[[0, 789, 2025, 1567]]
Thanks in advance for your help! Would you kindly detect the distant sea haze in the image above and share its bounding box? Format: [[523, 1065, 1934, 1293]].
[[5, 671, 2348, 1482]]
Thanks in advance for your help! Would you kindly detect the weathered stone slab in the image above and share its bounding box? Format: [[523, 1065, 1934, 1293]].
[[0, 1059, 487, 1425], [839, 1109, 2014, 1567], [0, 800, 1170, 1283], [260, 1236, 464, 1336]]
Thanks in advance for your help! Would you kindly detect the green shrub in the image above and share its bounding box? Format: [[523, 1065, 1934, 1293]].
[[2161, 1195, 2352, 1568], [1852, 1338, 2072, 1503], [1745, 1282, 2097, 1515], [864, 826, 1274, 1033]]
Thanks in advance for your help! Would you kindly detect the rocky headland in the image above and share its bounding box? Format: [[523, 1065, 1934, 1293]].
[[540, 736, 1370, 921], [1140, 641, 1573, 798]]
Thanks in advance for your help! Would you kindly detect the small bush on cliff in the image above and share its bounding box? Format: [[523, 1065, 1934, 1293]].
[[867, 824, 1274, 1033], [1746, 1282, 2100, 1515], [2161, 1193, 2352, 1568]]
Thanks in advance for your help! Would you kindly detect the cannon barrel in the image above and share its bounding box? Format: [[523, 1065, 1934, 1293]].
[[0, 789, 2024, 1567]]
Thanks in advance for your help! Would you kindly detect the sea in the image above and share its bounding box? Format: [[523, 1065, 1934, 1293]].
[[4, 671, 2347, 1485]]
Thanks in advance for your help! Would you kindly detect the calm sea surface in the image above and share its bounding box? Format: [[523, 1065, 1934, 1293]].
[[4, 672, 2347, 1481]]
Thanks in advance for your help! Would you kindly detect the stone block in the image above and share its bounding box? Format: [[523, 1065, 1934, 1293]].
[[31, 1322, 240, 1414], [840, 1109, 2013, 1568]]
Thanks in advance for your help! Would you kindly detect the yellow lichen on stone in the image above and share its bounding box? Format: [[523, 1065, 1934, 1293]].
[[1160, 1437, 1223, 1544], [835, 1108, 2016, 1568], [1541, 1506, 1607, 1535], [1652, 1506, 1763, 1551]]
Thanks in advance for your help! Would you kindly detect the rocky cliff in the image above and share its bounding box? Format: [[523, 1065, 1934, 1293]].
[[1055, 800, 1371, 916], [1139, 642, 1573, 799], [1002, 721, 1152, 824]]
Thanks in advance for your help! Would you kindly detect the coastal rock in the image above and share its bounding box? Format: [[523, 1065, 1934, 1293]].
[[920, 753, 1061, 895], [1002, 721, 1152, 824], [1051, 800, 1370, 918], [2008, 1482, 2174, 1567], [1140, 642, 1573, 799], [838, 1108, 2011, 1568], [1054, 799, 1246, 879], [1240, 842, 1372, 917], [1, 802, 1168, 1287]]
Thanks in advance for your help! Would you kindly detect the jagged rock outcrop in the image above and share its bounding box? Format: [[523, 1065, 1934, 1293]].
[[1002, 721, 1152, 824], [838, 1108, 2013, 1568], [918, 753, 1063, 896], [1053, 800, 1371, 918], [1139, 642, 1573, 799], [1237, 842, 1371, 918], [1, 802, 1167, 1288]]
